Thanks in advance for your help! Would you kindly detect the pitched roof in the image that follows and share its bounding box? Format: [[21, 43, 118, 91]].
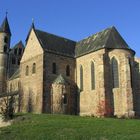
[[0, 16, 11, 36], [35, 29, 76, 57], [75, 26, 135, 57], [26, 25, 134, 58], [9, 41, 24, 54], [53, 74, 69, 85], [12, 41, 24, 49]]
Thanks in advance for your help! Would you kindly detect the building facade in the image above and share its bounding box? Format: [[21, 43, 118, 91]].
[[0, 16, 140, 118]]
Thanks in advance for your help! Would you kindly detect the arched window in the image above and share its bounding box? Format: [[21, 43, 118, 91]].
[[63, 94, 67, 104], [26, 65, 29, 76], [32, 63, 36, 74], [4, 36, 8, 43], [80, 65, 83, 91], [66, 65, 70, 76], [12, 57, 16, 64], [18, 48, 22, 55], [18, 59, 20, 65], [52, 62, 56, 74], [14, 48, 17, 55], [129, 58, 133, 88], [91, 61, 95, 90], [111, 57, 119, 88]]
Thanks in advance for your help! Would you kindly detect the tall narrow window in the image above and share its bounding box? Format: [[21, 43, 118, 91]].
[[32, 63, 36, 74], [18, 59, 20, 65], [91, 61, 95, 90], [80, 65, 83, 91], [14, 48, 17, 55], [111, 57, 119, 88], [63, 94, 67, 104], [26, 66, 29, 76], [4, 36, 8, 43], [12, 57, 16, 64], [18, 48, 22, 55], [52, 63, 56, 74], [129, 58, 133, 88], [4, 45, 7, 52], [66, 65, 70, 76]]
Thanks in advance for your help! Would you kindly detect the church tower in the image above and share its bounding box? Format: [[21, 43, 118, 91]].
[[0, 15, 11, 94]]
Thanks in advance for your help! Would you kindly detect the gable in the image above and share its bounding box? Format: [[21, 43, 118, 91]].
[[21, 29, 43, 62]]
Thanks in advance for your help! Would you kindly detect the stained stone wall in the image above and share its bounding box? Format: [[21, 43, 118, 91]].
[[76, 48, 135, 118], [107, 49, 135, 118], [76, 49, 107, 117]]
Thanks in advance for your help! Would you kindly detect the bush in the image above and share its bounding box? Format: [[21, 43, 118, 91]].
[[0, 95, 16, 120]]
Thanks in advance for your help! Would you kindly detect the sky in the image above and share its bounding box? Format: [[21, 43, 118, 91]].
[[0, 0, 140, 56]]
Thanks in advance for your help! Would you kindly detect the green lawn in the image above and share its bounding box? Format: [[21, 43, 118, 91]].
[[0, 114, 140, 140]]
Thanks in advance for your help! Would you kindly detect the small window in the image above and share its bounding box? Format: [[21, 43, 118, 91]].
[[18, 48, 22, 55], [66, 65, 70, 76], [52, 63, 56, 74], [26, 66, 29, 76], [63, 94, 67, 104], [4, 45, 7, 52], [18, 59, 20, 65], [14, 48, 17, 55], [32, 63, 36, 74], [12, 57, 16, 64], [4, 36, 8, 43]]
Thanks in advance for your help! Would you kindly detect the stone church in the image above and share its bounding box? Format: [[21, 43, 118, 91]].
[[0, 16, 140, 118]]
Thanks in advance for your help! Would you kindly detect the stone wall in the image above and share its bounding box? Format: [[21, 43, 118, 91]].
[[20, 28, 44, 113], [76, 49, 107, 117], [76, 48, 135, 118], [43, 52, 76, 114], [107, 49, 135, 117]]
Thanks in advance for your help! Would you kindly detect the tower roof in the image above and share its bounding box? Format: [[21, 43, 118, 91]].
[[0, 16, 11, 36]]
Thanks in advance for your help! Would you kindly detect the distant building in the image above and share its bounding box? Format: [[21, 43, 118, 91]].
[[0, 16, 140, 118]]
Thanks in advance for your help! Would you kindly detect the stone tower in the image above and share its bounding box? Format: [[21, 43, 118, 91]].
[[0, 16, 11, 94]]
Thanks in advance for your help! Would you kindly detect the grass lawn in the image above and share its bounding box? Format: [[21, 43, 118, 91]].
[[0, 114, 140, 140]]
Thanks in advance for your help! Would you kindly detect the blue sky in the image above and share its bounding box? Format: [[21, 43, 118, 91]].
[[1, 0, 140, 56]]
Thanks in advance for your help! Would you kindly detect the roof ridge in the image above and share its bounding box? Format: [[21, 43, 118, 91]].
[[35, 29, 76, 43], [77, 26, 112, 43]]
